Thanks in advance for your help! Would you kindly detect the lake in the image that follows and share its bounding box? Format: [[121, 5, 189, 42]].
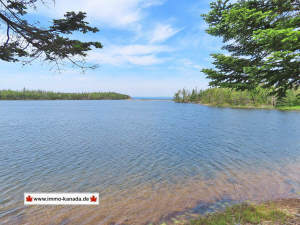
[[0, 100, 299, 225]]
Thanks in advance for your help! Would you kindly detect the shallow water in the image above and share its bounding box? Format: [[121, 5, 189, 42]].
[[0, 100, 299, 224]]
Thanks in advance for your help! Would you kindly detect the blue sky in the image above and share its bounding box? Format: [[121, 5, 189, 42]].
[[0, 0, 224, 97]]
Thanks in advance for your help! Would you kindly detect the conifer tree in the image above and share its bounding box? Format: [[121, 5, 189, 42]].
[[202, 0, 300, 97], [0, 0, 102, 70]]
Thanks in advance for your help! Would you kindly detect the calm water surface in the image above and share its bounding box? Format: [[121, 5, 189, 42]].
[[0, 100, 299, 224]]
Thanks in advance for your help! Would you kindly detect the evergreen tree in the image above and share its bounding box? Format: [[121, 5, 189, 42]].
[[182, 88, 188, 103], [0, 0, 102, 70], [202, 0, 300, 97], [174, 90, 181, 102], [190, 89, 197, 101]]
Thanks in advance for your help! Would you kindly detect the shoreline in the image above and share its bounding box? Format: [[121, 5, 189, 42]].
[[0, 98, 131, 101], [180, 101, 300, 111], [164, 198, 300, 225], [0, 90, 130, 101]]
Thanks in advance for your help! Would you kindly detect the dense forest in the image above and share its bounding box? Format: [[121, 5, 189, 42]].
[[174, 87, 300, 109], [0, 89, 130, 100]]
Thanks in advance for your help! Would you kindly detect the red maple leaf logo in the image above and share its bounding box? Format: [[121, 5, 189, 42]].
[[26, 195, 33, 202], [90, 195, 97, 202]]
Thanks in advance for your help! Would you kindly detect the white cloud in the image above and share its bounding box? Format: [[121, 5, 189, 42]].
[[149, 24, 181, 43], [88, 44, 172, 66], [126, 54, 165, 66], [43, 0, 165, 28], [141, 0, 166, 8], [181, 59, 202, 70], [117, 44, 171, 55]]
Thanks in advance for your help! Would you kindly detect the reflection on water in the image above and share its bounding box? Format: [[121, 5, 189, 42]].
[[0, 100, 299, 225]]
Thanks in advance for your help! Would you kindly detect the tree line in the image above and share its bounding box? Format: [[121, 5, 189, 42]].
[[174, 87, 300, 108], [0, 89, 130, 100]]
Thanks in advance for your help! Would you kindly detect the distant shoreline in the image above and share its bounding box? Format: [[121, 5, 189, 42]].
[[0, 89, 130, 100]]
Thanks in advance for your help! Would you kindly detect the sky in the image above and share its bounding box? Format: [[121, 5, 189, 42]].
[[0, 0, 224, 97]]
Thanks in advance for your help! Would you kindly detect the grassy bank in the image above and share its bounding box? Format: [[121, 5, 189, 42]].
[[276, 105, 300, 111], [174, 88, 300, 111], [0, 89, 130, 100], [159, 199, 300, 225], [197, 103, 299, 111], [189, 202, 289, 225]]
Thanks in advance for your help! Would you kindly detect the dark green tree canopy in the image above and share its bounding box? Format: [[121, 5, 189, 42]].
[[0, 0, 102, 70], [202, 0, 300, 97]]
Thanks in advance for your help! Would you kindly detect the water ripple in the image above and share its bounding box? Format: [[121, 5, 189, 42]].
[[0, 100, 299, 224]]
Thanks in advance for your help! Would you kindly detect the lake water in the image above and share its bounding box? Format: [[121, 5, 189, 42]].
[[0, 100, 299, 225]]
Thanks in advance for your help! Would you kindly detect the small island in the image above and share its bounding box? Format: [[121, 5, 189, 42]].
[[0, 89, 130, 100]]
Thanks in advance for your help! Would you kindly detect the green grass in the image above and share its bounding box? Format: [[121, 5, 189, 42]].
[[200, 103, 275, 110], [276, 105, 300, 111], [188, 203, 288, 225], [200, 103, 300, 111]]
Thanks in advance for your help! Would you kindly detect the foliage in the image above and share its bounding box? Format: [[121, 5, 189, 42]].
[[201, 0, 300, 98], [189, 203, 288, 225], [276, 88, 300, 106], [277, 105, 300, 110], [174, 87, 300, 108], [0, 89, 130, 100], [0, 0, 102, 70]]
